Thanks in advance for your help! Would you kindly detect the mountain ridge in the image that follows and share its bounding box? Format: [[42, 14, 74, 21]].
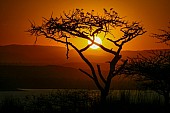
[[1, 44, 168, 90], [0, 65, 136, 90], [1, 44, 169, 66]]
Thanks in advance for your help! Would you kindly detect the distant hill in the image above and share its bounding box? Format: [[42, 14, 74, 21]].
[[0, 65, 93, 90], [0, 45, 169, 90], [0, 45, 68, 65], [0, 65, 136, 90], [1, 44, 169, 66]]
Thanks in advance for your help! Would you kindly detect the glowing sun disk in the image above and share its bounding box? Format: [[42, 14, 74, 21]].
[[88, 37, 102, 49]]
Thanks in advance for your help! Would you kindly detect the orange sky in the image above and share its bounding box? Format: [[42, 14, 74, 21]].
[[0, 0, 170, 50]]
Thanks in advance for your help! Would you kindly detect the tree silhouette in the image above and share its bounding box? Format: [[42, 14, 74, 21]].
[[123, 50, 170, 105], [28, 8, 145, 104], [123, 23, 170, 106], [152, 22, 170, 45]]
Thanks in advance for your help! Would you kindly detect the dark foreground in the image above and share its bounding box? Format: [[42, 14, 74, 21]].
[[0, 90, 169, 113]]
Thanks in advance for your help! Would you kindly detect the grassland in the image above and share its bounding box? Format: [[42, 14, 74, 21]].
[[0, 89, 168, 113]]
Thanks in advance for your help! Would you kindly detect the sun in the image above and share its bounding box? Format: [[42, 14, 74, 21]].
[[88, 36, 102, 49]]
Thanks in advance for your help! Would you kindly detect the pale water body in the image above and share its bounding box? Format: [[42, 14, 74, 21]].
[[0, 89, 96, 100]]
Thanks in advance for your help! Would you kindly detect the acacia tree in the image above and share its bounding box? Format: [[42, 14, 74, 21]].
[[152, 22, 170, 45], [123, 50, 170, 105], [28, 8, 145, 103], [122, 23, 170, 105]]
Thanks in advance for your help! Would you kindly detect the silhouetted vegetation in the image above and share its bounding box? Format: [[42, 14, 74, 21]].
[[28, 8, 146, 105], [152, 22, 170, 45], [0, 90, 168, 113], [123, 23, 170, 106], [123, 50, 170, 106]]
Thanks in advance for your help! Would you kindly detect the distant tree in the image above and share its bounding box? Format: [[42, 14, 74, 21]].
[[28, 8, 145, 104], [123, 23, 170, 105], [152, 22, 170, 45], [123, 50, 170, 105]]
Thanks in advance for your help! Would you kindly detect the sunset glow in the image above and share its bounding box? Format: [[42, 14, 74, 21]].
[[0, 1, 170, 112], [88, 37, 102, 49], [0, 0, 169, 50]]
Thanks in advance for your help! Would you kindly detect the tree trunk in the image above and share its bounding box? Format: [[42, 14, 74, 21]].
[[100, 90, 108, 105], [100, 75, 112, 104], [99, 89, 109, 112], [162, 91, 170, 113], [100, 80, 111, 103], [164, 91, 169, 106]]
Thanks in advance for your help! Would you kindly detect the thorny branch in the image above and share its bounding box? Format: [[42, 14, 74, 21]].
[[122, 50, 170, 94], [152, 22, 170, 45]]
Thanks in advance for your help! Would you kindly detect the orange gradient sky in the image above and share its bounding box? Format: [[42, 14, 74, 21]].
[[0, 0, 170, 50]]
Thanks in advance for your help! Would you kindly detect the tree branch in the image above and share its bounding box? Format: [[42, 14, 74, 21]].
[[79, 68, 94, 80], [97, 64, 107, 84], [107, 38, 121, 47], [66, 36, 69, 59], [80, 43, 93, 52], [114, 59, 128, 75]]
